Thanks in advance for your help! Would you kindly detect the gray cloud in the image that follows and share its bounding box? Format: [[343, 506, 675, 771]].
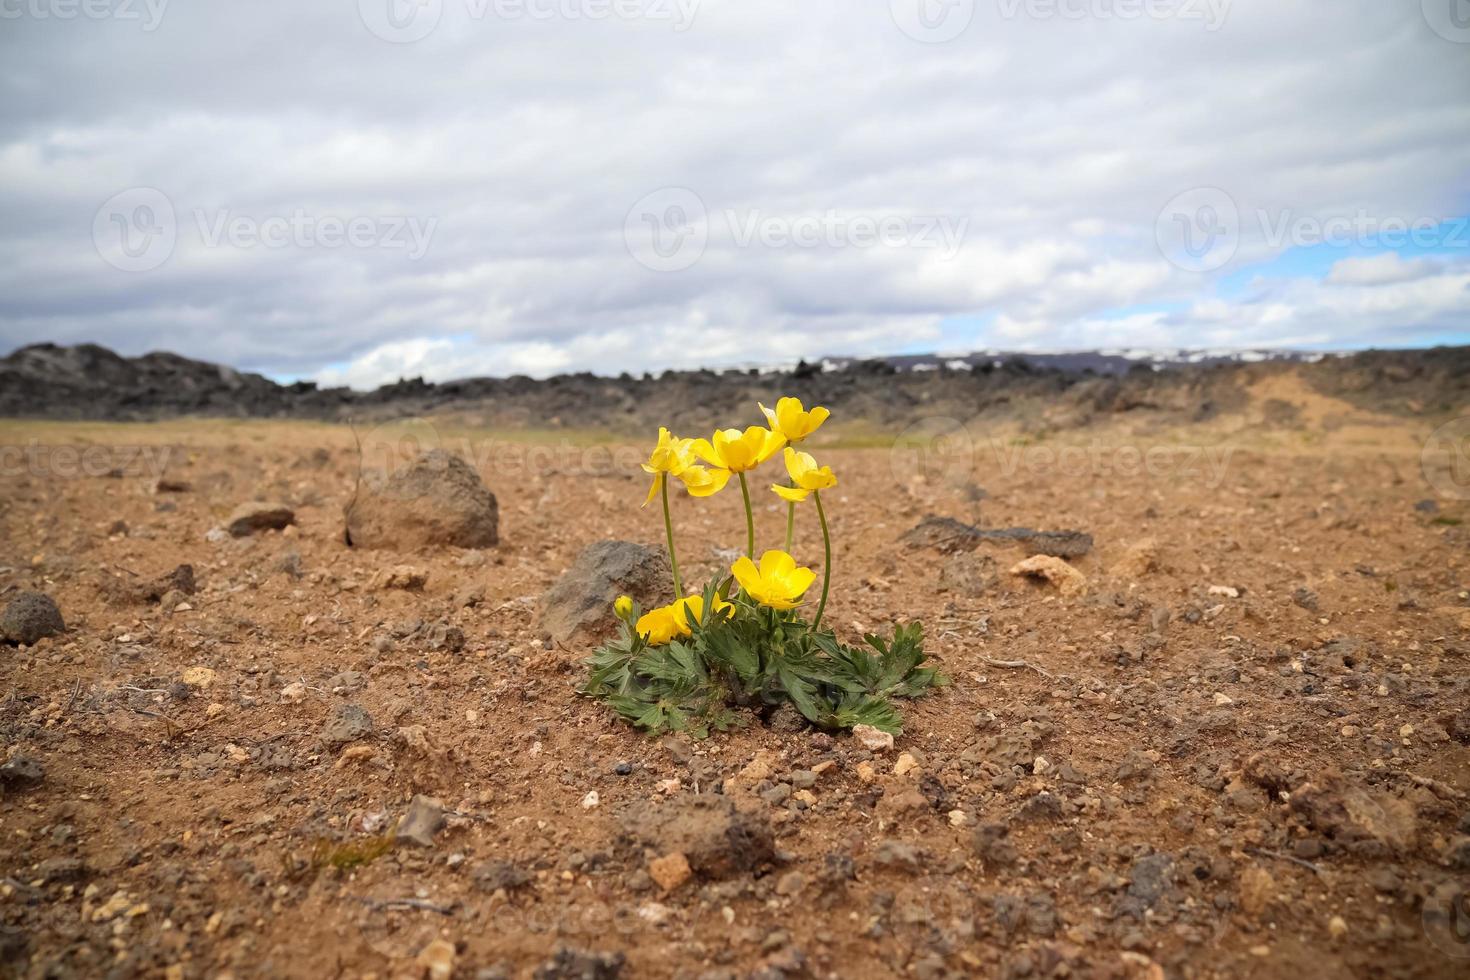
[[1, 0, 1467, 387]]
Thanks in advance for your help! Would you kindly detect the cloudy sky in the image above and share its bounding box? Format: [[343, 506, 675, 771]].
[[1, 0, 1467, 388]]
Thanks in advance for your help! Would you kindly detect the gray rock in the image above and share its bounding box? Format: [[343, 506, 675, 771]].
[[320, 703, 373, 749], [346, 449, 498, 550], [902, 515, 1093, 558], [0, 755, 45, 787], [472, 860, 532, 893], [395, 794, 445, 847], [872, 839, 924, 872], [539, 540, 673, 642], [775, 870, 806, 896], [621, 794, 775, 879], [533, 946, 625, 980], [1123, 852, 1174, 915], [2, 591, 65, 645], [226, 502, 295, 537], [938, 551, 998, 596]]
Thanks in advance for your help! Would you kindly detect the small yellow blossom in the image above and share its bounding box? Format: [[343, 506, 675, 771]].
[[613, 595, 634, 621], [691, 426, 785, 474], [760, 397, 830, 444], [672, 593, 733, 633], [641, 427, 694, 506], [731, 550, 817, 610], [635, 604, 681, 645], [771, 447, 837, 503]]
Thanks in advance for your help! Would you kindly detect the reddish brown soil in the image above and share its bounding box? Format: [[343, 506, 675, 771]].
[[2, 395, 1468, 980]]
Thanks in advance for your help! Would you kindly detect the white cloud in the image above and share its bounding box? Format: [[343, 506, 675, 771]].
[[1326, 253, 1443, 287]]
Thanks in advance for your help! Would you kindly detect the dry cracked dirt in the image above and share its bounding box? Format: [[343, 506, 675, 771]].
[[1, 398, 1469, 979]]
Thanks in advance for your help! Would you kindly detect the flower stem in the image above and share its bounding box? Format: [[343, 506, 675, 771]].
[[812, 489, 832, 632], [661, 475, 683, 596], [784, 499, 795, 552], [738, 472, 756, 557]]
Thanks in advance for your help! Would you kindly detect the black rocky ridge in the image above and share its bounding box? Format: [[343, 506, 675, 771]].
[[1, 341, 1466, 431]]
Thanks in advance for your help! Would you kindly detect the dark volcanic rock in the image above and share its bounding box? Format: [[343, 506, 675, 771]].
[[0, 755, 45, 787], [1, 591, 65, 645], [345, 450, 498, 550], [902, 515, 1093, 558], [226, 502, 295, 537]]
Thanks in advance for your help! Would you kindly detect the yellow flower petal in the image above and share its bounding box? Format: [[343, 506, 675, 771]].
[[679, 464, 731, 498], [786, 567, 817, 596], [758, 549, 795, 579], [772, 484, 810, 503], [642, 472, 662, 507], [731, 556, 761, 594]]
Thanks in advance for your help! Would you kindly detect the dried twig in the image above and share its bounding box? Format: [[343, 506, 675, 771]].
[[1245, 847, 1322, 876], [980, 655, 1055, 679]]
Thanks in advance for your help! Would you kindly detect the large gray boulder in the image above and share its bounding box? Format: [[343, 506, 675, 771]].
[[345, 449, 498, 550], [539, 540, 672, 642]]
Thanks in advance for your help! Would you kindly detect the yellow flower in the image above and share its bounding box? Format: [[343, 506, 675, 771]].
[[672, 593, 733, 633], [760, 397, 830, 444], [677, 463, 731, 498], [771, 447, 837, 503], [641, 427, 694, 506], [691, 426, 785, 474], [731, 550, 817, 610], [613, 595, 634, 621], [635, 604, 681, 646]]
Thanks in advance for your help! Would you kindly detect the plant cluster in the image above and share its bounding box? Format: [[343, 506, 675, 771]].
[[583, 397, 944, 736]]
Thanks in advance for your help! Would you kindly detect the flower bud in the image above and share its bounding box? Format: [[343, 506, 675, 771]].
[[614, 595, 634, 621]]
